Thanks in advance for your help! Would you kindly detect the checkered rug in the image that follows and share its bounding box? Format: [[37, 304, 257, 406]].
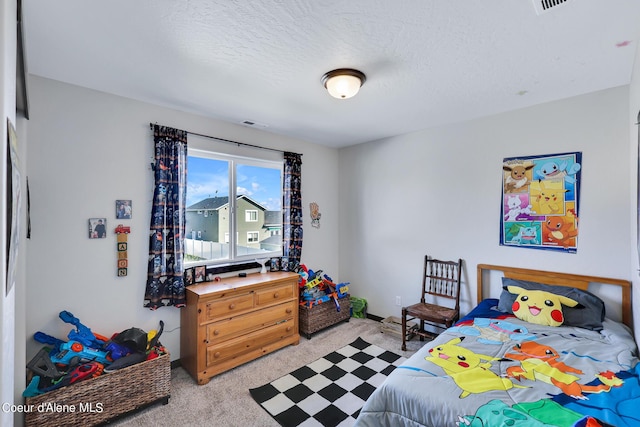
[[249, 337, 406, 427]]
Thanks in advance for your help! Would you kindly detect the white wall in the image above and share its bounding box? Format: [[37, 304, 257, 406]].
[[25, 76, 340, 362], [1, 0, 17, 425], [338, 86, 633, 326]]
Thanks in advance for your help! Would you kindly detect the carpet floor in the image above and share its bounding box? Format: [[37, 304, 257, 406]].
[[110, 318, 425, 427]]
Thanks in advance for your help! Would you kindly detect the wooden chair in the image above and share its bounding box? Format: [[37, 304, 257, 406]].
[[401, 256, 462, 351]]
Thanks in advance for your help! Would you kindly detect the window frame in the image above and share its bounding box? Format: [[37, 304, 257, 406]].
[[185, 147, 283, 267], [245, 210, 258, 222]]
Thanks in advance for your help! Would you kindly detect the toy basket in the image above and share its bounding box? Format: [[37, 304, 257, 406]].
[[25, 351, 170, 427], [299, 296, 351, 339]]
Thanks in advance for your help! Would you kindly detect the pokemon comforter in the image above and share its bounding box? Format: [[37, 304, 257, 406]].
[[355, 300, 639, 427]]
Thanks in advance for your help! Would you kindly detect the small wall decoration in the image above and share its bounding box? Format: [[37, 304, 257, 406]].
[[26, 177, 31, 239], [310, 202, 321, 228], [500, 152, 582, 253], [89, 218, 107, 239], [6, 118, 21, 296], [116, 200, 132, 219], [115, 224, 130, 276]]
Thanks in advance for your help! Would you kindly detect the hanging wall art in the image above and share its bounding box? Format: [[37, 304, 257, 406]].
[[89, 218, 107, 239], [116, 200, 132, 219], [310, 202, 321, 228], [500, 151, 582, 253], [6, 118, 21, 296]]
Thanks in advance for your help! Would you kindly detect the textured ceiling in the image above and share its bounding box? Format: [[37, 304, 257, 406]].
[[22, 0, 640, 148]]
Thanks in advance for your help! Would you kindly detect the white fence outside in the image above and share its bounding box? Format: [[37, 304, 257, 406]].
[[184, 238, 270, 260]]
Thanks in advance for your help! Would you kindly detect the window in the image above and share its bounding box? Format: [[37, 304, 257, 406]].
[[185, 148, 283, 266], [245, 210, 258, 222]]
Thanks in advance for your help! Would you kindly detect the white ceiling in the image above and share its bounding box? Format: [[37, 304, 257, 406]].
[[22, 0, 640, 148]]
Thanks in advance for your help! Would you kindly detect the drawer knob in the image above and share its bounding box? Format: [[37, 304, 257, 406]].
[[286, 308, 292, 314], [214, 352, 221, 359], [286, 326, 292, 332], [229, 303, 236, 310], [213, 329, 220, 336], [273, 292, 279, 298]]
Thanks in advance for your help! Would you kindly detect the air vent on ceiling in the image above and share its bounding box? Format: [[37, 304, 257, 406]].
[[532, 0, 572, 15], [241, 120, 268, 128]]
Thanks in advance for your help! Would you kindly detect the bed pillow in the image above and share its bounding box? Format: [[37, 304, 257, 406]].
[[497, 277, 606, 331], [506, 285, 579, 327]]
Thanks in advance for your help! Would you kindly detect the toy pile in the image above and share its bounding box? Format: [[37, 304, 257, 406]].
[[23, 310, 166, 397], [296, 264, 349, 310]]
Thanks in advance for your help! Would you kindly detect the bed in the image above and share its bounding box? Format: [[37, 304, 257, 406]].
[[355, 264, 638, 427]]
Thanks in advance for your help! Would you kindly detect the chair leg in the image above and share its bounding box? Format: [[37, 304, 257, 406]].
[[401, 308, 407, 351]]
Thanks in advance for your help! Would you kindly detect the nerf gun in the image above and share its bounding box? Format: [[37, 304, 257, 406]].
[[23, 362, 104, 397], [304, 274, 324, 290], [296, 264, 309, 288], [322, 275, 350, 311], [34, 331, 110, 366], [59, 310, 108, 348]]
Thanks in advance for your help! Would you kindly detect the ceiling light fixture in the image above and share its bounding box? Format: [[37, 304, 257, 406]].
[[321, 68, 366, 99]]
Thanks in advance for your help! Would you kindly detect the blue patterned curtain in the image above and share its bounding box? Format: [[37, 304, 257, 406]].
[[282, 152, 303, 271], [144, 124, 188, 309]]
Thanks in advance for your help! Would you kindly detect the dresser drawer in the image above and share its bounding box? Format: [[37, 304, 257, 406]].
[[206, 301, 296, 344], [206, 319, 296, 367], [255, 283, 295, 307], [203, 293, 254, 321]]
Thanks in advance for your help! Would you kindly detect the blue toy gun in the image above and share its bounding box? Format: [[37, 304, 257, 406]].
[[323, 275, 350, 311], [59, 310, 107, 348], [34, 331, 110, 366]]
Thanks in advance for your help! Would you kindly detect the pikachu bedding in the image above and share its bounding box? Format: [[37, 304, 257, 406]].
[[355, 296, 640, 427]]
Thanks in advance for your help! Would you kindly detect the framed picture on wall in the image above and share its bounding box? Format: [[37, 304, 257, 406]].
[[116, 200, 132, 219], [6, 118, 21, 296], [89, 218, 107, 239]]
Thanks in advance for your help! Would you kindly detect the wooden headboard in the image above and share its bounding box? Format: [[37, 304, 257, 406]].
[[477, 264, 633, 329]]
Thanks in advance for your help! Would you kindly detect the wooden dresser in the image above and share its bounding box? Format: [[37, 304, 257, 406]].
[[180, 271, 300, 384]]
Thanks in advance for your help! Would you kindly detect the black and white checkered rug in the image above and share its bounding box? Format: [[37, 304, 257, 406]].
[[249, 337, 406, 427]]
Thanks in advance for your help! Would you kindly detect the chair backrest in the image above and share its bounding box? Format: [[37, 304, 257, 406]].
[[421, 256, 463, 309]]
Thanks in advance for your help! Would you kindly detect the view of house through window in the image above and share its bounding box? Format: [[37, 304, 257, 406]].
[[185, 149, 283, 266]]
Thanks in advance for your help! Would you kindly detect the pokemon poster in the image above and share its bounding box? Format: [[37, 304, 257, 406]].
[[500, 152, 581, 253]]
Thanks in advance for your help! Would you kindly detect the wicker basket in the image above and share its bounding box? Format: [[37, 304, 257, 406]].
[[299, 296, 351, 338], [25, 352, 171, 427]]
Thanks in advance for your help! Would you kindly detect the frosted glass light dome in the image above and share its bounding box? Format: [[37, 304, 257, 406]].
[[322, 69, 366, 99]]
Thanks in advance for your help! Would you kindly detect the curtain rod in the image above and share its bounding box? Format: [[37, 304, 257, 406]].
[[149, 122, 301, 156]]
